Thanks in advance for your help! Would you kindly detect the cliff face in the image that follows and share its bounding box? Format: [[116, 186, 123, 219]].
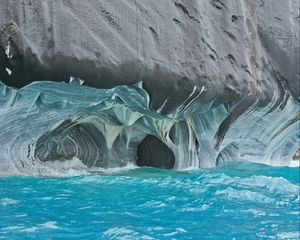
[[0, 1, 299, 174], [0, 0, 299, 113]]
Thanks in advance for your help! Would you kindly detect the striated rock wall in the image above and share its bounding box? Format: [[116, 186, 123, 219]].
[[0, 0, 299, 113], [0, 1, 299, 174]]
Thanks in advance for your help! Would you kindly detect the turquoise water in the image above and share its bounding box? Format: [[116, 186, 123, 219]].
[[0, 162, 299, 240]]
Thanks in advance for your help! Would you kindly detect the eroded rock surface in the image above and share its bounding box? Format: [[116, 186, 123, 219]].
[[0, 0, 299, 113], [0, 1, 299, 174]]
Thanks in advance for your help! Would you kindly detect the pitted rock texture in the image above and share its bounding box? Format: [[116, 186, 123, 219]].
[[0, 0, 299, 114]]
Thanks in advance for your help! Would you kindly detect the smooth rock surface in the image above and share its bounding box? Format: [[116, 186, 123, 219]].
[[0, 1, 299, 173], [0, 0, 299, 114]]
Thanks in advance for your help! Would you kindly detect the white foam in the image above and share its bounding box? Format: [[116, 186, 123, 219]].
[[38, 221, 59, 230], [19, 221, 60, 233], [0, 198, 20, 207], [238, 176, 299, 195], [243, 209, 266, 217], [21, 226, 38, 233], [276, 232, 300, 239], [103, 227, 154, 240], [290, 159, 300, 167], [215, 187, 274, 204], [88, 163, 138, 174], [5, 160, 139, 178], [0, 226, 23, 231]]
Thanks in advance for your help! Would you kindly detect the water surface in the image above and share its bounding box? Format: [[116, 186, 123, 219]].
[[0, 162, 299, 239]]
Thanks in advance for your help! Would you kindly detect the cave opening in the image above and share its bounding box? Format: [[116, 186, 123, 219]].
[[136, 135, 175, 169]]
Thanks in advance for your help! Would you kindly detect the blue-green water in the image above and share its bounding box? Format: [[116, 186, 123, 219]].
[[0, 162, 299, 240]]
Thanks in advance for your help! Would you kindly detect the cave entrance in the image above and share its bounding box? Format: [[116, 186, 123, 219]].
[[136, 135, 175, 169]]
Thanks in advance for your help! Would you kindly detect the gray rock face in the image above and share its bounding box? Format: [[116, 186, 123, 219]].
[[0, 0, 299, 174], [0, 0, 299, 113]]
